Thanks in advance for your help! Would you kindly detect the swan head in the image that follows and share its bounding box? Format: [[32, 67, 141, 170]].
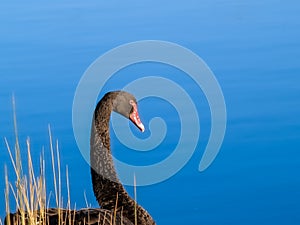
[[112, 91, 145, 132]]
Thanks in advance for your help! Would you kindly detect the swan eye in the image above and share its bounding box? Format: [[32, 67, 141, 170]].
[[129, 100, 135, 106]]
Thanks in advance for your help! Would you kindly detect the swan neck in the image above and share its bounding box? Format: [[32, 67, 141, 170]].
[[90, 93, 156, 225]]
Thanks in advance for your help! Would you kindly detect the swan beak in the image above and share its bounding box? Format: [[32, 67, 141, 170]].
[[129, 104, 145, 132]]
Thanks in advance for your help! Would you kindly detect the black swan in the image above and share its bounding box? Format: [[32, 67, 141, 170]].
[[5, 91, 156, 225], [90, 91, 155, 225]]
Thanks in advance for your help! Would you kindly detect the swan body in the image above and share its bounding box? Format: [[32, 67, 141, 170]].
[[5, 208, 134, 225]]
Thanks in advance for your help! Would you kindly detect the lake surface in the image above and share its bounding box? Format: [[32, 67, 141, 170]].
[[1, 1, 300, 224]]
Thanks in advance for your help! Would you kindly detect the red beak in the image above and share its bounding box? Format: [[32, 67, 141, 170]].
[[129, 103, 145, 132]]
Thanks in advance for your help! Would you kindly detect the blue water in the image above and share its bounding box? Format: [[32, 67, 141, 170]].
[[1, 1, 300, 224]]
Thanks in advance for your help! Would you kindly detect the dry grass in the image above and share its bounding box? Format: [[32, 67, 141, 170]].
[[4, 123, 73, 225], [3, 97, 77, 225]]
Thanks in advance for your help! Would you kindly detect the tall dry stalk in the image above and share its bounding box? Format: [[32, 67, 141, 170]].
[[4, 97, 71, 225]]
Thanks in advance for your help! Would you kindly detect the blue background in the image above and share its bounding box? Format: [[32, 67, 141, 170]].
[[0, 1, 300, 224]]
